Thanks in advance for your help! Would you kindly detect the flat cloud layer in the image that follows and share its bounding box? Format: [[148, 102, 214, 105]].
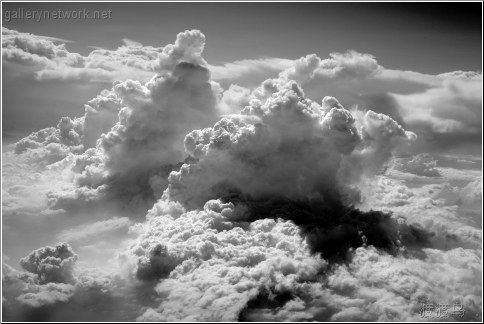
[[2, 28, 482, 322]]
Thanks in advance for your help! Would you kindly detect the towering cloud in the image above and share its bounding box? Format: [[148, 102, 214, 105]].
[[168, 78, 414, 209], [2, 28, 482, 322], [7, 30, 221, 216]]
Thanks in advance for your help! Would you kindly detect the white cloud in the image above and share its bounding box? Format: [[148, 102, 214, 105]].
[[2, 27, 157, 83], [2, 244, 139, 321], [2, 27, 481, 322], [244, 245, 481, 321], [169, 79, 414, 209], [16, 282, 76, 308], [393, 77, 482, 135], [210, 57, 295, 85], [2, 27, 83, 68], [391, 153, 441, 177], [121, 199, 326, 321]]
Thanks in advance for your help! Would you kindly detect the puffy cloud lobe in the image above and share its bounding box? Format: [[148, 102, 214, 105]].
[[14, 117, 83, 153], [168, 80, 414, 209], [101, 62, 217, 177], [9, 30, 220, 217], [394, 77, 482, 135], [218, 84, 251, 115], [62, 61, 220, 213], [13, 119, 83, 165], [359, 175, 482, 251], [241, 246, 481, 321], [349, 110, 417, 178], [81, 89, 123, 148], [392, 153, 442, 177], [319, 50, 382, 79], [2, 27, 156, 82], [280, 50, 382, 84], [1, 150, 82, 223], [438, 70, 482, 81], [459, 177, 482, 205], [3, 28, 210, 84], [157, 30, 207, 71], [16, 283, 76, 308], [122, 199, 326, 321], [2, 27, 83, 69], [10, 88, 121, 169], [2, 245, 139, 321], [19, 243, 78, 284], [220, 50, 480, 153], [81, 38, 163, 81], [2, 244, 78, 317]]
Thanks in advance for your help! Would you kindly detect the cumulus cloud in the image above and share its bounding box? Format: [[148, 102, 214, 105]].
[[9, 87, 121, 166], [168, 79, 414, 209], [7, 29, 221, 217], [214, 50, 481, 153], [393, 77, 482, 136], [218, 84, 252, 115], [2, 27, 82, 68], [279, 51, 482, 153], [359, 175, 482, 251], [19, 243, 78, 284], [241, 245, 481, 321], [210, 57, 295, 87], [16, 282, 76, 308], [156, 29, 207, 70], [6, 26, 481, 155], [438, 70, 482, 81], [2, 27, 157, 82], [391, 153, 442, 177], [3, 27, 482, 322], [459, 177, 483, 205], [281, 50, 382, 83], [2, 243, 141, 321], [2, 244, 79, 319], [120, 199, 327, 321], [57, 64, 219, 214]]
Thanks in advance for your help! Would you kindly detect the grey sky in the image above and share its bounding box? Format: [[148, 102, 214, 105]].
[[3, 2, 482, 71]]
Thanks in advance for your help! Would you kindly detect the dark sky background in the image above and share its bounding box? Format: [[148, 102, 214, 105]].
[[2, 1, 482, 142], [3, 2, 482, 71]]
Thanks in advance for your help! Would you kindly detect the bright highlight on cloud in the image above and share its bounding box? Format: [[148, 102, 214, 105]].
[[2, 27, 482, 322]]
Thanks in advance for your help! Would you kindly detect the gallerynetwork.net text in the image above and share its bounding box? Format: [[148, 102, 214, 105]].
[[4, 8, 112, 22]]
